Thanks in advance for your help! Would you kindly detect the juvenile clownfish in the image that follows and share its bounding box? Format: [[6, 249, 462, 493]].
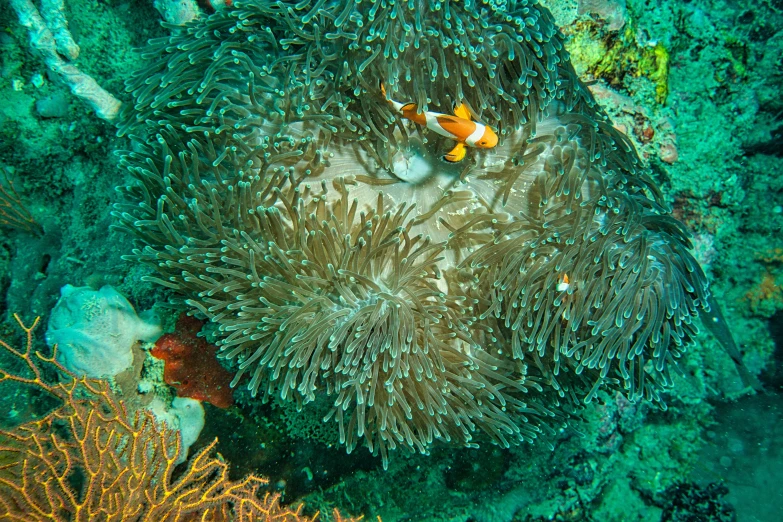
[[556, 274, 570, 292], [380, 83, 499, 163]]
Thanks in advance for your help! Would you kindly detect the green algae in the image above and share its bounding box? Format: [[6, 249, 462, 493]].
[[559, 14, 671, 104]]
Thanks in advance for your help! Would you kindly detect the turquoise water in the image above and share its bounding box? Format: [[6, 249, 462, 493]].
[[0, 1, 781, 521]]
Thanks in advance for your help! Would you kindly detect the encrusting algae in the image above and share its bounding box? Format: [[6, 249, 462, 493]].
[[113, 0, 728, 469]]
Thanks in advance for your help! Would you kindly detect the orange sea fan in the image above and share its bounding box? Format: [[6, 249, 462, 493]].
[[0, 314, 355, 522], [0, 169, 43, 236]]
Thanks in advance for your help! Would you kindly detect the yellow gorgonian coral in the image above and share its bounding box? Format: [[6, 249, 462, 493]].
[[0, 315, 356, 521]]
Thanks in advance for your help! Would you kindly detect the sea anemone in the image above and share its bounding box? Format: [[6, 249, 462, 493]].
[[115, 0, 709, 466]]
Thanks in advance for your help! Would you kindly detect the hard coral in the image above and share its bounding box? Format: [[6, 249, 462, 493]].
[[151, 312, 235, 409], [0, 315, 329, 522], [116, 0, 711, 467]]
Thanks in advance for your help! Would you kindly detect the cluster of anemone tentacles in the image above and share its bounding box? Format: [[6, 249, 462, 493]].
[[115, 0, 709, 468]]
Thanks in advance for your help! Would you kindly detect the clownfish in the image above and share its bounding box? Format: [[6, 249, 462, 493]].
[[380, 83, 499, 163], [556, 274, 570, 292]]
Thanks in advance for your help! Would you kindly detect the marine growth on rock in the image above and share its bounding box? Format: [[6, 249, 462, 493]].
[[151, 312, 235, 409], [114, 0, 709, 468]]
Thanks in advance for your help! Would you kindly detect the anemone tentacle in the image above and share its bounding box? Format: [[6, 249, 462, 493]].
[[116, 0, 711, 467]]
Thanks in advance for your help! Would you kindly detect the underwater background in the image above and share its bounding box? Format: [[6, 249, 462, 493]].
[[0, 0, 781, 521]]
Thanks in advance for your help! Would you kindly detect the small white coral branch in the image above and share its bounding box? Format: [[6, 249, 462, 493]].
[[10, 0, 122, 122]]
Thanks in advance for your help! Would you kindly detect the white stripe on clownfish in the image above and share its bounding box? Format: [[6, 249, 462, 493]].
[[380, 82, 499, 163]]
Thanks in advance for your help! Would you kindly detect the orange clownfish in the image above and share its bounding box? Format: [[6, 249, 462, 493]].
[[556, 274, 570, 292], [380, 83, 499, 162]]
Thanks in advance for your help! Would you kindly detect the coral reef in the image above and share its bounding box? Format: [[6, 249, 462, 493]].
[[578, 0, 627, 32], [587, 83, 679, 165], [563, 13, 670, 104], [154, 0, 202, 26], [1, 0, 780, 519], [113, 0, 713, 468], [151, 312, 235, 408], [742, 248, 783, 317], [0, 314, 341, 522]]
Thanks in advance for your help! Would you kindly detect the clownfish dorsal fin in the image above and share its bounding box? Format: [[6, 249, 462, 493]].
[[443, 142, 467, 163], [453, 103, 471, 121]]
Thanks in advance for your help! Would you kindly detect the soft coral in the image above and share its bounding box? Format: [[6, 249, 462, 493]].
[[151, 313, 234, 409]]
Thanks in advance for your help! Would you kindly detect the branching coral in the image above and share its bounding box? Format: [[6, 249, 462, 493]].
[[114, 0, 711, 467], [0, 314, 353, 521]]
